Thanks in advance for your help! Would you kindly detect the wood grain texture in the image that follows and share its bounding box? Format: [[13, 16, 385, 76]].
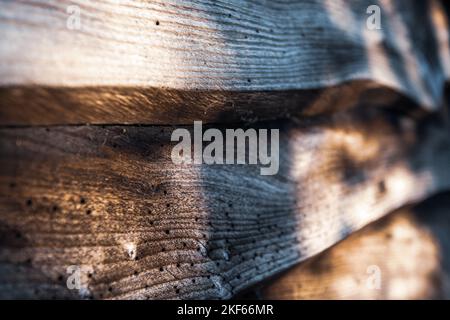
[[0, 81, 406, 126], [1, 0, 449, 125], [0, 108, 449, 299], [248, 193, 450, 300]]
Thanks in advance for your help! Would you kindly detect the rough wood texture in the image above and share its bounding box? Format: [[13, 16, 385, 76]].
[[1, 0, 449, 125], [247, 193, 450, 300], [0, 108, 449, 299], [0, 81, 407, 126]]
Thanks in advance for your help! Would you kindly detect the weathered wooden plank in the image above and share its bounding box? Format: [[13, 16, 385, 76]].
[[247, 192, 450, 300], [0, 81, 404, 126], [1, 0, 449, 125], [0, 108, 449, 299]]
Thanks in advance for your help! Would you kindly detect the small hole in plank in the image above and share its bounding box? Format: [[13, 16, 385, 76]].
[[378, 180, 387, 194]]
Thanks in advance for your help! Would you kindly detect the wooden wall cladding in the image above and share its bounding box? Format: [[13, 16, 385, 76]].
[[1, 0, 449, 125], [1, 0, 450, 300], [0, 81, 406, 126], [0, 109, 449, 299], [248, 193, 450, 300]]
